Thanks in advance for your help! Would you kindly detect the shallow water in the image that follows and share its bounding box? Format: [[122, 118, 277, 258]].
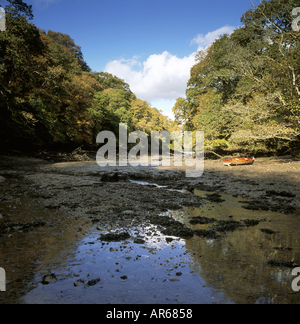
[[0, 178, 300, 304], [20, 226, 232, 304], [172, 190, 300, 304]]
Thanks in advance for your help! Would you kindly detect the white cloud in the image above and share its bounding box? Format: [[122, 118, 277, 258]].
[[104, 25, 237, 116], [105, 51, 197, 102], [190, 25, 236, 52]]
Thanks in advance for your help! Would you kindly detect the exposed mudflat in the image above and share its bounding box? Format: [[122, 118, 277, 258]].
[[0, 154, 300, 304]]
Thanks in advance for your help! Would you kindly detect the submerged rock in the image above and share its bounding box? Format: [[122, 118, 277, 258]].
[[161, 224, 194, 239], [189, 216, 216, 225], [204, 193, 225, 203], [273, 247, 292, 251], [210, 220, 243, 232], [134, 238, 145, 244], [242, 219, 261, 227], [98, 232, 131, 242], [266, 259, 298, 268], [241, 200, 296, 214], [87, 278, 101, 286], [193, 229, 220, 239], [41, 273, 57, 285], [260, 228, 278, 234]]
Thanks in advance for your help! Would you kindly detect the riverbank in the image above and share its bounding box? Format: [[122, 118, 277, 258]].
[[2, 152, 299, 207]]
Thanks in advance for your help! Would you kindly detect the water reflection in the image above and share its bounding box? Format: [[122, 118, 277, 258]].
[[0, 186, 90, 304], [20, 224, 233, 304], [171, 190, 300, 304]]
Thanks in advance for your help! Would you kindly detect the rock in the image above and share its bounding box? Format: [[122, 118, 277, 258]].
[[101, 173, 119, 182], [134, 238, 145, 244], [273, 247, 292, 251], [210, 220, 243, 233], [99, 232, 131, 242], [204, 193, 225, 203], [87, 278, 100, 286], [193, 229, 220, 239], [189, 216, 216, 225], [120, 275, 128, 280], [242, 219, 260, 227], [165, 237, 174, 243], [44, 204, 61, 209], [260, 228, 278, 234], [41, 273, 57, 284], [266, 259, 298, 268], [265, 190, 295, 197], [122, 210, 135, 215]]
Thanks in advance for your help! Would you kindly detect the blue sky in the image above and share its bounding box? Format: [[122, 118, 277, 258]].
[[2, 0, 259, 118]]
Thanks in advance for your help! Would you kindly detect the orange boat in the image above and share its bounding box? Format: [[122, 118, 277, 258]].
[[223, 157, 255, 166]]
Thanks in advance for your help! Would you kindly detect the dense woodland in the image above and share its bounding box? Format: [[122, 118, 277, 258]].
[[0, 0, 172, 151], [173, 0, 300, 156], [1, 0, 300, 156]]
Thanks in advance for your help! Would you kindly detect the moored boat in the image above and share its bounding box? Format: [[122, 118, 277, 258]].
[[223, 157, 255, 166]]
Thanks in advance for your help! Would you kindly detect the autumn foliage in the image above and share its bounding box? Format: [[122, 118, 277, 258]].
[[0, 0, 171, 150]]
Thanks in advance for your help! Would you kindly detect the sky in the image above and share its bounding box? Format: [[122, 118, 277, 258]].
[[1, 0, 260, 119]]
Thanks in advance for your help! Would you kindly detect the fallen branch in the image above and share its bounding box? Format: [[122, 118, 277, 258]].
[[205, 150, 224, 159]]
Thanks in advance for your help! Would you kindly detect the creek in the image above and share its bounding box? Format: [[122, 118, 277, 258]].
[[0, 160, 299, 304]]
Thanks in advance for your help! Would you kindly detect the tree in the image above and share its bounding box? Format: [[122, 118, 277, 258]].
[[223, 0, 300, 144], [0, 0, 174, 150], [172, 97, 193, 130], [0, 1, 46, 146], [89, 72, 133, 92], [174, 0, 300, 153], [44, 30, 91, 72], [5, 0, 33, 20]]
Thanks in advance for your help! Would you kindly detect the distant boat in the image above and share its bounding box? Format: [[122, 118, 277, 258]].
[[223, 157, 255, 166]]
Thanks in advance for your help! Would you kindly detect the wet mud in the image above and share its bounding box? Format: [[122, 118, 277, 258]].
[[0, 154, 300, 304]]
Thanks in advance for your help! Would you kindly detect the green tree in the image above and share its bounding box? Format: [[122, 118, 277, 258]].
[[174, 0, 300, 152], [0, 0, 45, 146], [89, 72, 132, 92], [222, 0, 300, 144], [5, 0, 33, 20], [44, 30, 91, 72]]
